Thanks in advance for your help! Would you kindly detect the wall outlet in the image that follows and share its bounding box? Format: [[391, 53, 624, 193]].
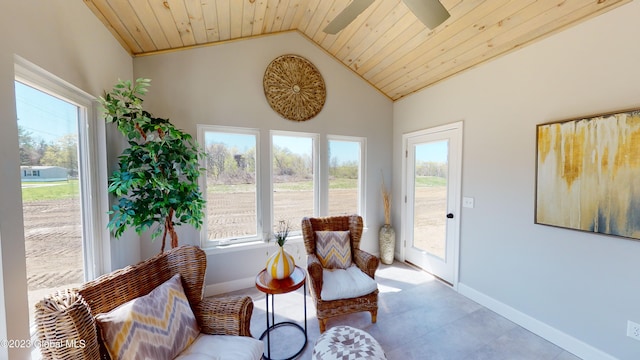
[[627, 320, 640, 341], [462, 197, 474, 208]]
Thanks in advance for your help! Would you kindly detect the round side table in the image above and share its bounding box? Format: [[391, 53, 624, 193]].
[[255, 266, 307, 360]]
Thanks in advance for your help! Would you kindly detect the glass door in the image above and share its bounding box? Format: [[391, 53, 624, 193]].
[[412, 140, 449, 260], [404, 122, 462, 285]]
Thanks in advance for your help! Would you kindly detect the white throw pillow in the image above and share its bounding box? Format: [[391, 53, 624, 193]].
[[320, 265, 377, 301], [175, 333, 264, 360]]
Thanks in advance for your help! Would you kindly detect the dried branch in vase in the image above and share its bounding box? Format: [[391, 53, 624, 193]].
[[381, 172, 392, 225]]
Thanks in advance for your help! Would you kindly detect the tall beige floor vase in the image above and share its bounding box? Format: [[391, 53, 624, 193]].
[[379, 224, 395, 265]]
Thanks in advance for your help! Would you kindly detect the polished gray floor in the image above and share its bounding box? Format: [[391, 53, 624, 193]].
[[218, 261, 581, 360]]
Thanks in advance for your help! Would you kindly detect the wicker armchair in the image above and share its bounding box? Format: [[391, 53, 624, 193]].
[[301, 215, 379, 332], [35, 245, 255, 360]]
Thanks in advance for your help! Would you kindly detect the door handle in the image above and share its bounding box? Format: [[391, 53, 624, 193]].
[[446, 213, 454, 219]]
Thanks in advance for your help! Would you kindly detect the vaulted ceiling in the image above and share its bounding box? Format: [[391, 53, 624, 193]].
[[84, 0, 629, 100]]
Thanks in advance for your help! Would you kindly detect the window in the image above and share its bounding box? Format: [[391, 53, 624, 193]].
[[199, 126, 260, 246], [15, 57, 107, 326], [271, 132, 318, 233], [328, 136, 365, 216], [198, 126, 365, 248]]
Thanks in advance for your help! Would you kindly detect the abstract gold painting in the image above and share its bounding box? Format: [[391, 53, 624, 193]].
[[536, 109, 640, 240]]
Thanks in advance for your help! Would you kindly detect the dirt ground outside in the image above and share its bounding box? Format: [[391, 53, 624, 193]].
[[24, 198, 83, 324], [207, 188, 359, 239], [412, 186, 448, 259]]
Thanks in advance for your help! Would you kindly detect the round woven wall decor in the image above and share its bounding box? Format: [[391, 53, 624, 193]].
[[263, 55, 326, 122]]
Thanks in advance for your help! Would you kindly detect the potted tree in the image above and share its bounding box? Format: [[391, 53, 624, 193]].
[[100, 78, 205, 252]]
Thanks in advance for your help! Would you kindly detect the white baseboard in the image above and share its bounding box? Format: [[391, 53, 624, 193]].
[[204, 276, 256, 297], [458, 283, 615, 360]]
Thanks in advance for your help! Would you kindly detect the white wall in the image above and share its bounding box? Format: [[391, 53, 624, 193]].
[[393, 2, 640, 359], [133, 32, 393, 289], [0, 1, 133, 358]]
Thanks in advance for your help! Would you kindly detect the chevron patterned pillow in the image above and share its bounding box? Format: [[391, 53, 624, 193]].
[[316, 230, 353, 269], [95, 274, 199, 360]]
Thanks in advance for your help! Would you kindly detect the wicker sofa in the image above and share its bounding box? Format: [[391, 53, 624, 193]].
[[35, 245, 262, 359]]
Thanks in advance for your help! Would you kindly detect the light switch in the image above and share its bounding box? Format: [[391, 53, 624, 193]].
[[462, 197, 474, 208]]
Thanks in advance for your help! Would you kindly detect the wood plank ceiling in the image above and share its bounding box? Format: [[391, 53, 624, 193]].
[[84, 0, 629, 101]]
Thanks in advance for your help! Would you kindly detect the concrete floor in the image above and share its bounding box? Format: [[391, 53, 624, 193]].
[[218, 261, 581, 360]]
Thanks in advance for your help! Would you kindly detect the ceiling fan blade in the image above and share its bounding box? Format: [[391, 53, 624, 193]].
[[403, 0, 450, 29], [323, 0, 375, 35]]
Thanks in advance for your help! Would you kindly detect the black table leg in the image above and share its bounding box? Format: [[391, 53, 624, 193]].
[[259, 284, 308, 360], [265, 293, 271, 359]]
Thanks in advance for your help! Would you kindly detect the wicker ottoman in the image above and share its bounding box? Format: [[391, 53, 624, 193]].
[[312, 325, 386, 360]]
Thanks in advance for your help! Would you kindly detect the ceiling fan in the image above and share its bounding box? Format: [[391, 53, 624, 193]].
[[323, 0, 450, 35]]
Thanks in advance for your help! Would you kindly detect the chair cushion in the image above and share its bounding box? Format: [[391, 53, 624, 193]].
[[175, 333, 264, 360], [312, 325, 386, 360], [95, 274, 200, 360], [320, 265, 378, 301], [315, 230, 352, 269]]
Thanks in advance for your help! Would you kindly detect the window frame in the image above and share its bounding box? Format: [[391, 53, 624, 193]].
[[197, 126, 367, 250], [327, 135, 367, 220], [197, 124, 262, 249], [15, 56, 109, 282], [269, 130, 320, 236]]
